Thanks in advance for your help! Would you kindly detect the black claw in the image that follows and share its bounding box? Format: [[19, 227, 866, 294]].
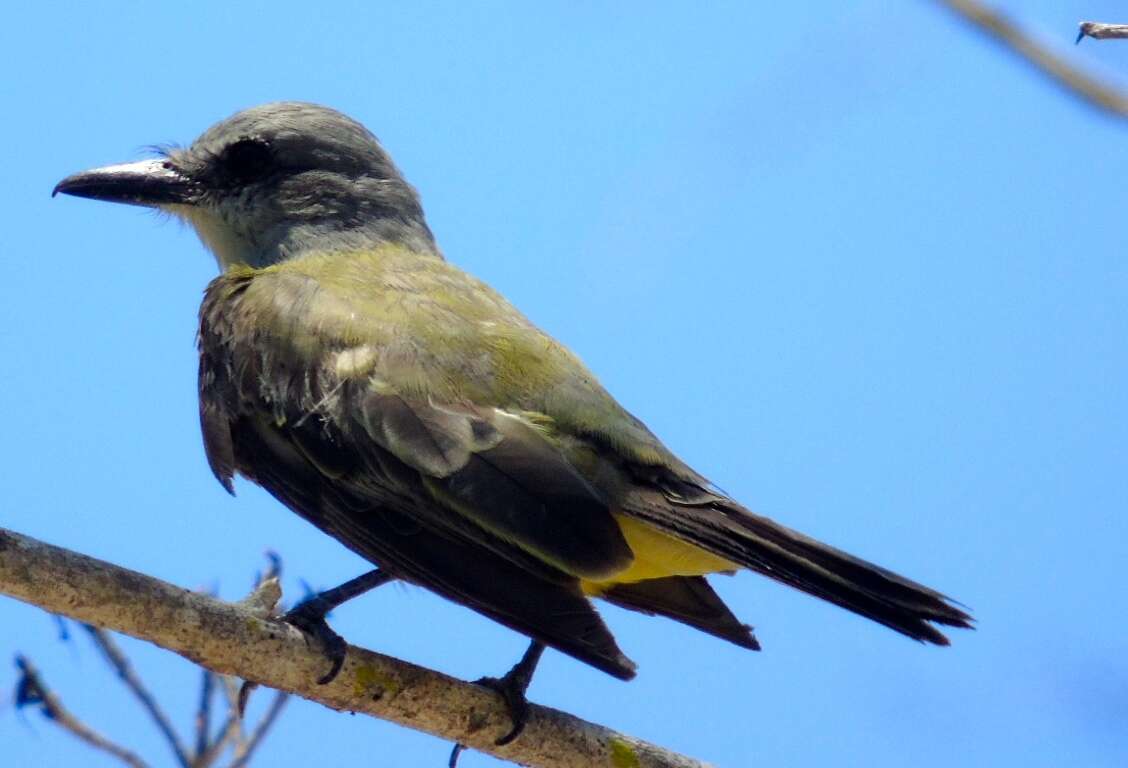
[[472, 640, 545, 746], [496, 716, 526, 745], [282, 598, 349, 684], [448, 743, 466, 768], [279, 569, 394, 685], [474, 674, 532, 745], [318, 644, 347, 685]]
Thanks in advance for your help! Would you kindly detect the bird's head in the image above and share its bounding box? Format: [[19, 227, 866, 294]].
[[54, 102, 436, 269]]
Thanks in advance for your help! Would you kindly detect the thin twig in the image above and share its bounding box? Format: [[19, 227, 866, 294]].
[[934, 0, 1128, 118], [14, 655, 150, 768], [227, 691, 290, 768], [197, 563, 285, 765], [259, 550, 283, 584], [194, 716, 241, 768], [236, 681, 258, 718], [1077, 22, 1128, 43], [194, 670, 217, 761], [84, 624, 193, 768], [218, 675, 249, 752], [0, 526, 710, 768]]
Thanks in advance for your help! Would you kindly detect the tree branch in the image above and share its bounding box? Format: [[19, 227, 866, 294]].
[[84, 624, 193, 768], [15, 654, 150, 768], [227, 690, 289, 768], [194, 670, 218, 761], [933, 0, 1128, 118], [1077, 22, 1128, 43], [0, 527, 710, 768], [194, 715, 241, 768]]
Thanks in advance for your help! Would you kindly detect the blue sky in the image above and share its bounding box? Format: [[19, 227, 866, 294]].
[[3, 2, 1126, 766]]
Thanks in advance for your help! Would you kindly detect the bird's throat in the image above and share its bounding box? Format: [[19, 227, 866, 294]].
[[165, 204, 254, 271]]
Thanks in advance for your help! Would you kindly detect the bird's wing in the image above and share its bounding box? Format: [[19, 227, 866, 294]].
[[198, 264, 639, 678], [230, 411, 637, 678], [349, 393, 634, 580]]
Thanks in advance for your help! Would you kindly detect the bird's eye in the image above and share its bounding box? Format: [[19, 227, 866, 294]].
[[221, 138, 273, 183]]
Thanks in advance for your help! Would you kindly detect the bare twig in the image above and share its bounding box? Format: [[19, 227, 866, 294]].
[[228, 690, 290, 768], [14, 655, 150, 768], [194, 670, 217, 761], [218, 675, 249, 751], [1077, 22, 1128, 43], [0, 527, 710, 768], [236, 680, 258, 719], [258, 550, 283, 584], [934, 0, 1128, 118], [199, 666, 279, 768], [194, 715, 241, 768], [84, 624, 193, 768]]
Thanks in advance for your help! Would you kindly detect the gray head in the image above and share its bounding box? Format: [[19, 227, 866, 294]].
[[54, 102, 437, 268]]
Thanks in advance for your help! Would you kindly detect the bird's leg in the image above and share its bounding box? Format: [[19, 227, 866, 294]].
[[475, 640, 546, 745], [282, 568, 394, 684], [448, 640, 546, 766]]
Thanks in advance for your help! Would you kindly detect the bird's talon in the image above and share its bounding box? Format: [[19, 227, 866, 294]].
[[282, 600, 348, 685], [474, 673, 531, 745], [316, 651, 346, 685], [494, 722, 525, 747]]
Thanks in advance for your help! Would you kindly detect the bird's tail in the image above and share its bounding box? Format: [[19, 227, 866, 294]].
[[624, 491, 972, 643], [724, 503, 972, 643]]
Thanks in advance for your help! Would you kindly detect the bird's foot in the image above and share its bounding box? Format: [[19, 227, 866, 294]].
[[475, 640, 545, 746], [282, 597, 350, 685], [447, 641, 546, 766], [281, 569, 393, 685], [473, 675, 531, 747]]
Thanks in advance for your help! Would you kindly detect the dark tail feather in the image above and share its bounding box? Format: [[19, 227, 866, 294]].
[[622, 488, 972, 644], [717, 502, 973, 644], [603, 576, 761, 650]]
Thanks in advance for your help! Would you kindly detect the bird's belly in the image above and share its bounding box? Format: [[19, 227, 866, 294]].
[[581, 515, 738, 596]]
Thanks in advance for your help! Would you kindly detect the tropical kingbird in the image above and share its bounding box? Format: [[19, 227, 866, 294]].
[[54, 102, 971, 743]]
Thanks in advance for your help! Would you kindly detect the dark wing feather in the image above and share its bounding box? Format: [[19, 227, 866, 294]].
[[228, 412, 638, 679], [353, 391, 634, 580], [200, 400, 236, 494]]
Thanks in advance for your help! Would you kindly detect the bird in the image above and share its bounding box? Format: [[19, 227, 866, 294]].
[[54, 102, 971, 744]]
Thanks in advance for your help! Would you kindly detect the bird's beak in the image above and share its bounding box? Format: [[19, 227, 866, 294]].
[[53, 158, 199, 207]]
